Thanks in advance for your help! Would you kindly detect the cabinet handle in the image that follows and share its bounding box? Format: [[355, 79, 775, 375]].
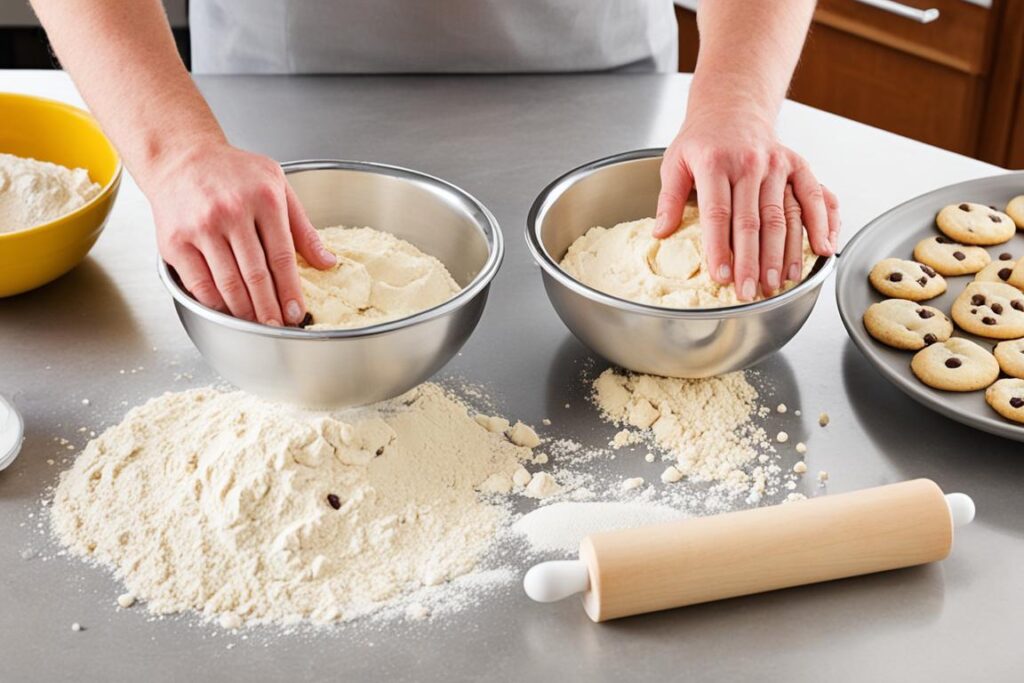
[[852, 0, 940, 23]]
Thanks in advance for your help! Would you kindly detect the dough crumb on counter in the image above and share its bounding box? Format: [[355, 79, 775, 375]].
[[818, 412, 830, 427], [793, 461, 808, 474]]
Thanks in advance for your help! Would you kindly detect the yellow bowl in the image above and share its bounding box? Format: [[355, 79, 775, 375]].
[[0, 92, 122, 297]]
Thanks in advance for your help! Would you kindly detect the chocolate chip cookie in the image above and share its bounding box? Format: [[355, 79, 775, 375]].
[[937, 202, 1016, 245], [1008, 260, 1024, 290], [911, 338, 1000, 392], [974, 259, 1017, 285], [985, 378, 1024, 424], [994, 338, 1024, 379], [869, 258, 947, 301], [913, 235, 991, 276], [1006, 195, 1024, 230], [951, 282, 1024, 339], [863, 299, 953, 350]]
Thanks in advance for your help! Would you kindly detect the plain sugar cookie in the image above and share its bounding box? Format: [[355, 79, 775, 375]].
[[911, 338, 1000, 392], [936, 202, 1015, 245], [951, 282, 1024, 339], [994, 339, 1024, 379], [868, 258, 946, 301], [913, 235, 990, 276], [985, 378, 1024, 424], [1006, 195, 1024, 229], [863, 299, 952, 350]]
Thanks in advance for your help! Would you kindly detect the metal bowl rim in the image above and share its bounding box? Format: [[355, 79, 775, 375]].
[[525, 147, 836, 320], [158, 158, 504, 339]]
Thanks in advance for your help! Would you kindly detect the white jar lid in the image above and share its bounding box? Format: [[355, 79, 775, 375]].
[[0, 394, 24, 471]]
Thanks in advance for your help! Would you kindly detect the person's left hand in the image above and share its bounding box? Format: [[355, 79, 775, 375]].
[[652, 113, 841, 300]]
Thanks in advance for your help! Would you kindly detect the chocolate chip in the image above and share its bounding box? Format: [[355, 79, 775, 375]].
[[983, 317, 997, 325], [918, 309, 935, 319], [888, 272, 903, 282], [327, 493, 341, 510], [300, 312, 314, 328], [376, 446, 385, 456], [945, 358, 962, 368], [990, 214, 1003, 223], [989, 205, 998, 211], [971, 308, 978, 314], [1011, 397, 1024, 409], [921, 264, 937, 277], [923, 333, 937, 345], [936, 236, 953, 244], [999, 268, 1012, 281], [1013, 300, 1024, 312], [972, 294, 986, 306], [953, 251, 966, 261], [999, 252, 1013, 261], [917, 277, 928, 287], [992, 303, 1004, 314], [958, 203, 970, 211]]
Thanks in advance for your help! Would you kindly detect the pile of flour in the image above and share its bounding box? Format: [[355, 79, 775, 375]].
[[593, 368, 778, 502], [298, 226, 461, 329], [559, 203, 817, 308], [50, 383, 554, 627], [0, 153, 100, 233]]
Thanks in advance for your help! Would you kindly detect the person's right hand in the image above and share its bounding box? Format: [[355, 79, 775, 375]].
[[147, 141, 337, 326]]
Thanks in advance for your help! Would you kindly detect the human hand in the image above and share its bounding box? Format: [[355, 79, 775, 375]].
[[653, 113, 840, 300], [147, 142, 336, 325]]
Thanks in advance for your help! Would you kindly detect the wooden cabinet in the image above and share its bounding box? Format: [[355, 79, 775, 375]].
[[675, 1, 1024, 167]]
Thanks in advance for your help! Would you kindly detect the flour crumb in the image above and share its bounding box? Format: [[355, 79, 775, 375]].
[[475, 414, 510, 434], [795, 442, 807, 455], [533, 452, 549, 465], [478, 473, 513, 495], [116, 593, 136, 609], [525, 472, 560, 499], [542, 418, 551, 426], [508, 421, 541, 449], [784, 493, 807, 503], [776, 403, 787, 414], [776, 431, 789, 444], [818, 470, 829, 484], [404, 602, 430, 621], [219, 613, 242, 630], [512, 466, 533, 488], [660, 466, 683, 484], [620, 477, 645, 491], [819, 412, 830, 427], [70, 622, 82, 632], [793, 461, 808, 474], [644, 453, 655, 463]]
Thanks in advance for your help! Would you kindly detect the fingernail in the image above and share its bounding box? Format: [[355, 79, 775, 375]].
[[285, 300, 302, 324], [717, 264, 732, 282], [320, 248, 337, 265], [741, 278, 756, 301], [654, 214, 667, 234], [266, 319, 281, 327], [766, 269, 780, 291], [788, 263, 801, 282]]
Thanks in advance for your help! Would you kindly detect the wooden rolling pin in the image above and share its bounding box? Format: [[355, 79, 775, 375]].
[[523, 479, 974, 622]]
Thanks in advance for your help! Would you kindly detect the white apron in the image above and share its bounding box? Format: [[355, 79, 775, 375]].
[[190, 0, 678, 74]]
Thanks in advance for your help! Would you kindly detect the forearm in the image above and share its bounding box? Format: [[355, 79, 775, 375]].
[[689, 0, 816, 129], [30, 0, 224, 192]]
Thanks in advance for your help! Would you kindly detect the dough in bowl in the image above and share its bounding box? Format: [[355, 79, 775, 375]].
[[559, 203, 817, 308], [298, 226, 461, 330]]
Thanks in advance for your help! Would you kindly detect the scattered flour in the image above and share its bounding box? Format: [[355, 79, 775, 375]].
[[50, 383, 551, 628], [0, 153, 100, 233], [512, 502, 687, 553], [297, 226, 461, 330], [593, 368, 777, 499]]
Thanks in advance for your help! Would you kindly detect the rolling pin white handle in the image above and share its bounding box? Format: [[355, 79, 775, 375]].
[[523, 490, 975, 607]]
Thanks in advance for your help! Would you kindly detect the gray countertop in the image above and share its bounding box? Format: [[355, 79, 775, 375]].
[[1, 73, 1022, 682]]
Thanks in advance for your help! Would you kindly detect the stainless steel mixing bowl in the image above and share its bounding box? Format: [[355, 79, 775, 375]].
[[526, 149, 835, 378], [159, 160, 503, 407]]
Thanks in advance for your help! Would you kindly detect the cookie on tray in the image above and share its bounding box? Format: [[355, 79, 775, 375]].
[[994, 338, 1024, 379], [1006, 195, 1024, 229], [985, 378, 1024, 424], [951, 282, 1024, 339], [863, 299, 952, 350], [868, 258, 946, 301], [911, 338, 1000, 392], [936, 202, 1015, 245], [913, 235, 990, 276], [1009, 260, 1024, 290], [974, 259, 1017, 285]]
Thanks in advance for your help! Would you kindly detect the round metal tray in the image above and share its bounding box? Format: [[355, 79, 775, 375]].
[[836, 171, 1024, 442]]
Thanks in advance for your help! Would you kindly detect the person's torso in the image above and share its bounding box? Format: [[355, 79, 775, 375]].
[[190, 0, 678, 74]]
